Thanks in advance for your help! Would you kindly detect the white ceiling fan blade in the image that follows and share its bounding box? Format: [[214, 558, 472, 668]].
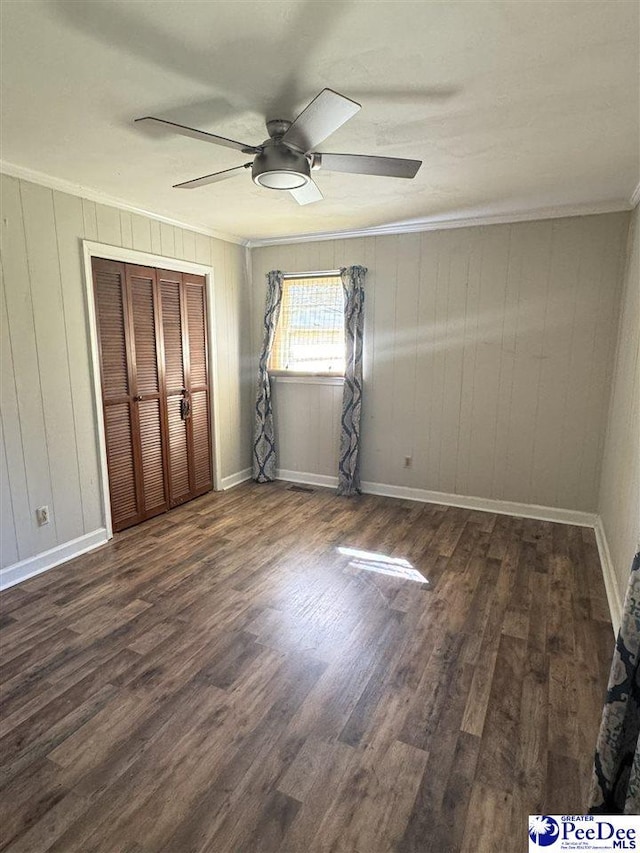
[[281, 89, 360, 153], [289, 180, 323, 205], [135, 117, 260, 154], [173, 163, 252, 189], [315, 153, 422, 179]]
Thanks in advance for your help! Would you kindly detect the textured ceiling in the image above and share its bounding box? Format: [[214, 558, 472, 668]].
[[1, 0, 638, 242]]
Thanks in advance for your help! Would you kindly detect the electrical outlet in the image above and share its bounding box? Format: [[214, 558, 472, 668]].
[[404, 456, 412, 468], [36, 506, 50, 526]]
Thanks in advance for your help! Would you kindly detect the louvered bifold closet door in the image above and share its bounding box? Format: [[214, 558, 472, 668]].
[[158, 271, 191, 507], [94, 259, 212, 532], [93, 259, 140, 530], [126, 265, 169, 521], [184, 274, 213, 495]]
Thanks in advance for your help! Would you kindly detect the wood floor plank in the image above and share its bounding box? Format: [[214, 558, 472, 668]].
[[0, 683, 116, 789], [312, 738, 429, 853], [460, 782, 513, 853], [0, 757, 67, 851], [468, 634, 527, 791], [0, 481, 614, 852], [2, 789, 88, 853]]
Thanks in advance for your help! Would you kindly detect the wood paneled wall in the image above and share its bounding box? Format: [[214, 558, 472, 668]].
[[272, 380, 344, 477], [0, 175, 252, 570], [251, 213, 629, 512], [598, 206, 640, 602]]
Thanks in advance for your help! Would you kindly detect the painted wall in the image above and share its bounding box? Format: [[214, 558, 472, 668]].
[[0, 174, 252, 571], [598, 205, 640, 604], [251, 213, 629, 512]]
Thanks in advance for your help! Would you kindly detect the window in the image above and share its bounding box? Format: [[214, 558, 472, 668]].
[[270, 274, 345, 374]]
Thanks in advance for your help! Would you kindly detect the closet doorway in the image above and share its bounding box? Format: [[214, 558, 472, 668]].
[[92, 257, 213, 532]]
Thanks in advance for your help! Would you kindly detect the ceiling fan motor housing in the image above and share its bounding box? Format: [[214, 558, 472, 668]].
[[252, 141, 311, 190]]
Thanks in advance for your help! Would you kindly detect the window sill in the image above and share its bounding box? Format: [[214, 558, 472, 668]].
[[271, 372, 344, 386]]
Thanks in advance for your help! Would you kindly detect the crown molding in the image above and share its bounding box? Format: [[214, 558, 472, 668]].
[[246, 198, 632, 247], [0, 160, 249, 247], [2, 159, 633, 249]]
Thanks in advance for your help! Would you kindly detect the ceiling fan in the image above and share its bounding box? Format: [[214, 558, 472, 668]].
[[135, 88, 422, 205]]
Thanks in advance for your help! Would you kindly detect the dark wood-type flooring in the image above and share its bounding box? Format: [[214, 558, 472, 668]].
[[0, 482, 614, 852]]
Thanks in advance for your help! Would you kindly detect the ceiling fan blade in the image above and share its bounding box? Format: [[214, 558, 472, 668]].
[[289, 180, 324, 206], [314, 153, 422, 179], [281, 89, 360, 153], [135, 116, 260, 154], [173, 163, 252, 189]]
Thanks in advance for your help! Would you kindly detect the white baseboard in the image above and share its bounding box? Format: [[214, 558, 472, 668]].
[[593, 517, 622, 636], [220, 468, 252, 490], [276, 469, 339, 489], [0, 528, 108, 591], [361, 481, 598, 528], [275, 470, 597, 527]]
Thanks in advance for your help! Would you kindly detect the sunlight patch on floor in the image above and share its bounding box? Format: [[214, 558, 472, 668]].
[[337, 546, 428, 583]]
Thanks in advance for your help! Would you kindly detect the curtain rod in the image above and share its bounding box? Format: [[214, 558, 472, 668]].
[[282, 269, 341, 279]]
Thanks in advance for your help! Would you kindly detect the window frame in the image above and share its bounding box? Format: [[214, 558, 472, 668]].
[[269, 270, 346, 379]]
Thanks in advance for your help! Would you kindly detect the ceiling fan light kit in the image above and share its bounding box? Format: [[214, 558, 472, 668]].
[[253, 166, 309, 190], [135, 88, 422, 205], [251, 133, 311, 190]]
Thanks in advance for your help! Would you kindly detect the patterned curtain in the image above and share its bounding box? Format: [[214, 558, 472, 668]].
[[337, 265, 366, 497], [589, 551, 640, 814], [252, 270, 283, 483]]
